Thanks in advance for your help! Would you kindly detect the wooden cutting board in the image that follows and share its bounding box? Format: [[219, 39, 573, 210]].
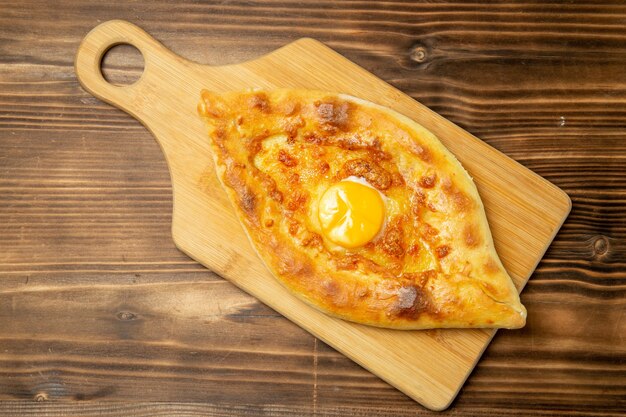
[[75, 20, 571, 410]]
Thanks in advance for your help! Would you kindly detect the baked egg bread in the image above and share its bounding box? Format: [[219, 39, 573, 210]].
[[198, 89, 526, 329]]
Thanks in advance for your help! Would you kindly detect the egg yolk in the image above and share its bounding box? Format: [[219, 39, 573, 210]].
[[318, 180, 385, 248]]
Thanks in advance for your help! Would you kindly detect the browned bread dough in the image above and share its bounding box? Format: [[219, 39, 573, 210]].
[[199, 89, 526, 329]]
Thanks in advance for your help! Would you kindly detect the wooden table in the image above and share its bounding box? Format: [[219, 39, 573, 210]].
[[1, 2, 624, 416]]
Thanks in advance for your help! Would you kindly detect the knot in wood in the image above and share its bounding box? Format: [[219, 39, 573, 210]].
[[593, 235, 609, 257], [116, 311, 137, 321], [34, 392, 48, 402], [410, 45, 427, 63]]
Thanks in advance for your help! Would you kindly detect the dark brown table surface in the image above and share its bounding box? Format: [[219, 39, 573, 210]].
[[1, 1, 624, 416]]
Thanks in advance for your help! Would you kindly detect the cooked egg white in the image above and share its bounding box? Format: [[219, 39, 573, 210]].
[[251, 134, 399, 251]]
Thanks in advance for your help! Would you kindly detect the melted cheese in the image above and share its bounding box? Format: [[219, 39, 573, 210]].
[[198, 88, 527, 329]]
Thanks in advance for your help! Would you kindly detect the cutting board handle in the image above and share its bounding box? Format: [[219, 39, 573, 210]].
[[75, 20, 182, 120]]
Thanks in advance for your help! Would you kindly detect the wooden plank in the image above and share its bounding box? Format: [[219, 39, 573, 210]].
[[70, 20, 569, 410], [2, 1, 625, 415]]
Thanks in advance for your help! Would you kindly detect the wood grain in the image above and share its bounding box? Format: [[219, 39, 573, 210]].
[[71, 18, 569, 410], [0, 1, 624, 416]]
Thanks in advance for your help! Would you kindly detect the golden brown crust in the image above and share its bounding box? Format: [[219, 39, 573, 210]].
[[199, 89, 526, 329]]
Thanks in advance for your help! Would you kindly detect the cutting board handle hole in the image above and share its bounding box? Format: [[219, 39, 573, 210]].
[[100, 43, 145, 87]]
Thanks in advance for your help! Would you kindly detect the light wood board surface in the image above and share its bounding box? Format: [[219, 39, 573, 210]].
[[74, 20, 571, 411]]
